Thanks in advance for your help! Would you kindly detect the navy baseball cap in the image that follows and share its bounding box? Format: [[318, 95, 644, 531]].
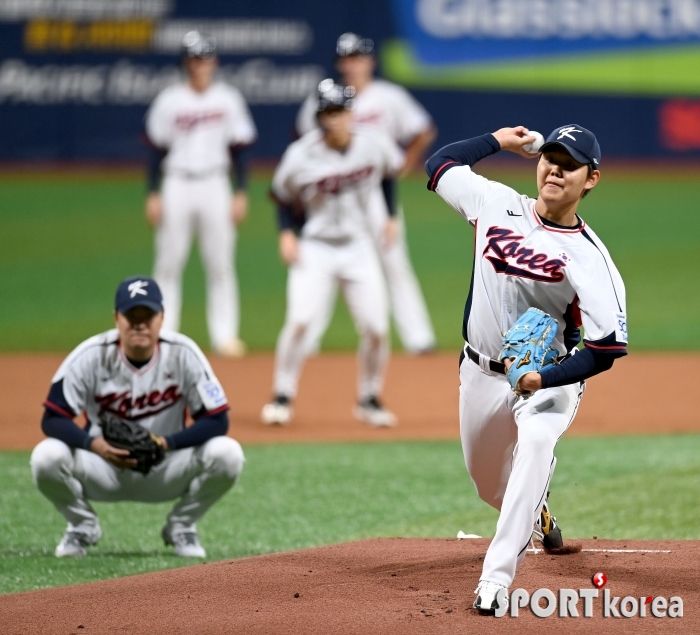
[[316, 79, 355, 114], [115, 276, 163, 314], [336, 32, 374, 57], [540, 125, 601, 169], [182, 31, 217, 59]]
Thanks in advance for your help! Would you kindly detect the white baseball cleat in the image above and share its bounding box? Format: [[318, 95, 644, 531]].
[[162, 526, 206, 558], [473, 580, 508, 615], [55, 525, 102, 558], [354, 396, 397, 428], [215, 339, 247, 358], [261, 395, 293, 425]]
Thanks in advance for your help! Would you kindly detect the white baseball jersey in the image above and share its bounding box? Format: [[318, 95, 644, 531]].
[[45, 329, 228, 439], [296, 79, 432, 145], [272, 129, 404, 242], [434, 165, 628, 359], [145, 82, 257, 175]]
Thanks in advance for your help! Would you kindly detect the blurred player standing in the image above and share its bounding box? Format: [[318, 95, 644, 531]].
[[145, 31, 257, 357], [261, 80, 403, 427], [296, 33, 437, 354]]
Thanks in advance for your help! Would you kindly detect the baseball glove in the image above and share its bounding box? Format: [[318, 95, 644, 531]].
[[101, 418, 166, 474], [501, 307, 559, 397]]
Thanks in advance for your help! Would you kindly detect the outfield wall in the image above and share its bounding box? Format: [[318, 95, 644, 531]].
[[1, 0, 700, 161]]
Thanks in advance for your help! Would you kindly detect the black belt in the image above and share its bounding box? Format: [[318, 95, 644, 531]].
[[463, 344, 569, 375], [465, 344, 506, 375]]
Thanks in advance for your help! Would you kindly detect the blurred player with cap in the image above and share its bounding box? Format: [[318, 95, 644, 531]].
[[261, 79, 404, 427], [296, 32, 437, 355], [144, 31, 257, 357]]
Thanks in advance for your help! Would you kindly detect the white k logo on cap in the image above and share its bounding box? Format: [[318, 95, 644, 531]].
[[557, 126, 582, 141], [128, 280, 149, 298]]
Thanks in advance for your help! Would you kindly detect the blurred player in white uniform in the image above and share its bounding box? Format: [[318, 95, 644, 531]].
[[296, 33, 437, 354], [261, 80, 404, 427], [145, 31, 257, 357], [426, 125, 627, 612], [30, 276, 244, 559]]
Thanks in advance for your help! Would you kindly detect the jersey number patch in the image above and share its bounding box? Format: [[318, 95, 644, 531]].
[[196, 379, 227, 411], [614, 312, 628, 344]]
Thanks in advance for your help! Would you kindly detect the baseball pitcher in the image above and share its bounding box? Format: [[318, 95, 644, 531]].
[[145, 31, 257, 357], [31, 276, 244, 558], [426, 125, 628, 613]]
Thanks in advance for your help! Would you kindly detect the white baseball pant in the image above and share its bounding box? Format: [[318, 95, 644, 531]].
[[30, 436, 244, 540], [274, 236, 389, 400], [459, 350, 584, 588], [154, 172, 240, 352], [303, 192, 436, 354]]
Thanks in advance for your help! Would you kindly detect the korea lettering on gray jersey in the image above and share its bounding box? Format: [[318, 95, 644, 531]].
[[45, 329, 228, 438]]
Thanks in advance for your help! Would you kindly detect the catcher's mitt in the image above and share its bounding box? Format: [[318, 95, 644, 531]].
[[101, 417, 165, 474], [501, 307, 559, 397]]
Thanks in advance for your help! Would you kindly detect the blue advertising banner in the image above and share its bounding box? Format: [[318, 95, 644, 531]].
[[391, 0, 700, 64], [0, 0, 699, 161], [0, 0, 393, 161]]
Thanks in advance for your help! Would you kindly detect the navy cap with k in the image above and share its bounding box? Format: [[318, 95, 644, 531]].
[[336, 32, 375, 58], [115, 276, 163, 314], [316, 78, 355, 115], [540, 124, 601, 169]]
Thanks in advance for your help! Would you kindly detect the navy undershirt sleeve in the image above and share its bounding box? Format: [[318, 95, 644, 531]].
[[277, 203, 296, 231], [229, 146, 249, 191], [147, 145, 167, 193], [164, 409, 229, 451], [381, 178, 397, 217], [425, 133, 501, 190], [42, 409, 92, 449], [539, 347, 615, 389]]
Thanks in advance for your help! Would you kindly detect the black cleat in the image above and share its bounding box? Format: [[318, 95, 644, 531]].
[[534, 493, 564, 551]]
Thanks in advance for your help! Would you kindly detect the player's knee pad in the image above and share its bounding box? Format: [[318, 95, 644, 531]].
[[30, 438, 73, 482], [201, 436, 245, 480]]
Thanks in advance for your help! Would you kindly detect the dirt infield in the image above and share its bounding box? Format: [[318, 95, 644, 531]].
[[1, 538, 694, 634], [2, 352, 697, 633], [1, 352, 697, 449]]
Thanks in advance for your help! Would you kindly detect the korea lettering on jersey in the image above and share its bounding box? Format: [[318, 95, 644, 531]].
[[296, 79, 432, 145], [145, 83, 257, 175], [272, 129, 405, 241], [44, 330, 229, 438], [431, 165, 628, 360]]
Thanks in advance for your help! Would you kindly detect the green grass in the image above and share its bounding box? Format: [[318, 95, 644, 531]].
[[382, 40, 700, 96], [0, 170, 699, 351], [1, 434, 699, 595]]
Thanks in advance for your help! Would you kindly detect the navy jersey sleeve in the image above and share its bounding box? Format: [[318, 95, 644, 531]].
[[425, 133, 501, 191], [539, 348, 616, 389], [164, 407, 229, 450], [43, 379, 92, 449]]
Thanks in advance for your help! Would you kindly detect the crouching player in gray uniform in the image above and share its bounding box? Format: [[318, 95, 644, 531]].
[[30, 276, 244, 558], [426, 125, 627, 613]]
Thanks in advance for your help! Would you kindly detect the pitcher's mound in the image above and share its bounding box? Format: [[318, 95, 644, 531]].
[[2, 538, 695, 634]]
